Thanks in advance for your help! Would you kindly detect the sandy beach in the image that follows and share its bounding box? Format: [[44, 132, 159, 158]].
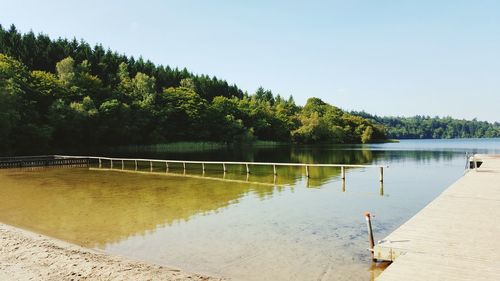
[[0, 223, 224, 281]]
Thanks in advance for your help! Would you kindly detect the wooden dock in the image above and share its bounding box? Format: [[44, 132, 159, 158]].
[[0, 155, 88, 168], [374, 154, 500, 280]]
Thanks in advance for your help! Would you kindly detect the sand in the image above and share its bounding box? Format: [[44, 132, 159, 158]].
[[0, 223, 224, 281]]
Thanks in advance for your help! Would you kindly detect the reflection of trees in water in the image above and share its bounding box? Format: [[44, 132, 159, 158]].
[[0, 168, 285, 248], [90, 144, 464, 190]]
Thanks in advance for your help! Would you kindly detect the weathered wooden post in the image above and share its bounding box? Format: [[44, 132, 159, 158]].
[[273, 164, 277, 175], [305, 165, 309, 178], [110, 159, 113, 169], [364, 212, 375, 261], [135, 160, 138, 171], [202, 162, 205, 173], [246, 163, 250, 174], [379, 167, 384, 182], [183, 162, 186, 171], [223, 163, 227, 173], [341, 179, 345, 192], [165, 161, 168, 172], [99, 158, 102, 168], [150, 161, 153, 172], [121, 160, 124, 170], [341, 166, 345, 180]]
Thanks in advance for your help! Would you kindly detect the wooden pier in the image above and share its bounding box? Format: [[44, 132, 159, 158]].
[[374, 154, 500, 280], [0, 155, 88, 169]]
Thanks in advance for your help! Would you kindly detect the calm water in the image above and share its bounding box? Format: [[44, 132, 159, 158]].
[[1, 139, 499, 280]]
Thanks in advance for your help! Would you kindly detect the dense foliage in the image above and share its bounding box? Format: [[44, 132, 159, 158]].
[[0, 24, 387, 152], [352, 111, 500, 139]]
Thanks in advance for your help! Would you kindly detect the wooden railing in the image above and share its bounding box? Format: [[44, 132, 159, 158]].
[[0, 155, 88, 169], [56, 155, 388, 182]]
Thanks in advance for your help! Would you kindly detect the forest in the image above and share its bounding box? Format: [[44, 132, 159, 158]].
[[0, 24, 386, 152], [0, 24, 498, 153], [352, 111, 500, 139]]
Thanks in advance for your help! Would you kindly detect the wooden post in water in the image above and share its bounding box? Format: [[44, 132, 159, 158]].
[[341, 166, 345, 180], [246, 163, 250, 174], [202, 162, 205, 173], [273, 164, 277, 175], [364, 212, 375, 261], [110, 159, 113, 169], [305, 165, 309, 178], [99, 158, 102, 168], [183, 162, 186, 171], [150, 161, 153, 172], [379, 167, 384, 182], [121, 160, 124, 170], [135, 160, 138, 171], [223, 163, 227, 173], [165, 161, 168, 172]]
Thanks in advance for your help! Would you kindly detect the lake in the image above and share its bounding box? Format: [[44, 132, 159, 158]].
[[1, 139, 499, 280]]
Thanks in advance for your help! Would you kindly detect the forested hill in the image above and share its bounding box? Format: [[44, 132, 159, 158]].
[[352, 111, 500, 139], [0, 24, 386, 152]]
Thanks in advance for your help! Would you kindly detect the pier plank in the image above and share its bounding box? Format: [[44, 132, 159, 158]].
[[375, 155, 500, 280]]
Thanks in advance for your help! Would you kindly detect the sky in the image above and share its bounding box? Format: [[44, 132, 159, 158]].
[[1, 0, 499, 122]]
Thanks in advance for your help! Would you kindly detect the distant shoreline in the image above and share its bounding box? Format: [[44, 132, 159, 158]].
[[0, 223, 223, 281]]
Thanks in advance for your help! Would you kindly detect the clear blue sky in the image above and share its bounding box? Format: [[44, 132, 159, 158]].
[[2, 0, 499, 122]]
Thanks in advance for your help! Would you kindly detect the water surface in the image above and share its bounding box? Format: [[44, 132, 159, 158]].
[[1, 139, 499, 280]]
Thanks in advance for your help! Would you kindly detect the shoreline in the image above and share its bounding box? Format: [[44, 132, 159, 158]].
[[0, 223, 224, 281]]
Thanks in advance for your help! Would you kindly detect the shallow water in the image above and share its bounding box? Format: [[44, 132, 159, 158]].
[[0, 139, 499, 280]]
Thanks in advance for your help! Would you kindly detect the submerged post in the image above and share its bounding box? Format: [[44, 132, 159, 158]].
[[379, 167, 384, 182], [364, 212, 375, 261], [341, 166, 345, 180]]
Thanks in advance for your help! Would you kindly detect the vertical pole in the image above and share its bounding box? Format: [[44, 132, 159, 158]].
[[121, 160, 124, 170], [305, 165, 309, 178], [223, 163, 227, 173], [202, 162, 205, 173], [166, 161, 168, 172], [341, 179, 345, 192], [183, 162, 186, 171], [379, 182, 384, 196], [379, 167, 384, 182], [111, 159, 113, 169], [135, 160, 138, 171], [273, 164, 277, 175], [99, 158, 102, 168], [150, 161, 153, 172], [341, 166, 345, 180], [246, 163, 250, 174], [364, 212, 375, 261]]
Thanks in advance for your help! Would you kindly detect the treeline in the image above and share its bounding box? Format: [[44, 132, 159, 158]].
[[352, 111, 500, 139], [0, 24, 385, 152]]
